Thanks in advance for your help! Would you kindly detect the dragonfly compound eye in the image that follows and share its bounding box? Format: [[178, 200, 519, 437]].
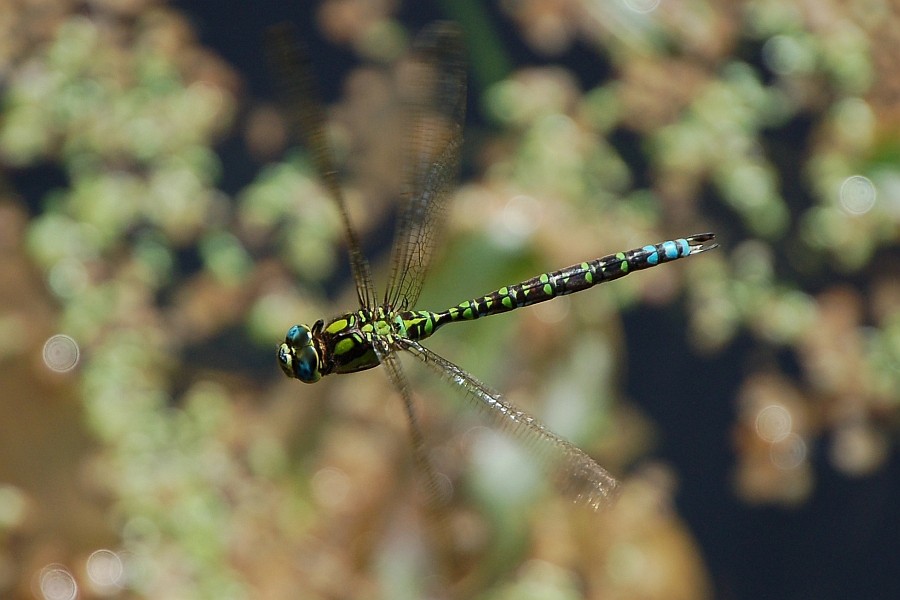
[[286, 324, 312, 346], [295, 345, 321, 383], [280, 324, 322, 383]]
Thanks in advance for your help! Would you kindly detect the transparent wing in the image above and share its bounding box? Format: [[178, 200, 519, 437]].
[[379, 347, 449, 510], [266, 24, 377, 309], [397, 338, 619, 510], [376, 342, 460, 575], [384, 22, 467, 311]]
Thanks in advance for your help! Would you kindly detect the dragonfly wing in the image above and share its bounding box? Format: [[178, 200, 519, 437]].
[[378, 347, 450, 509], [377, 342, 462, 575], [384, 22, 467, 311], [398, 338, 619, 510], [266, 24, 377, 309]]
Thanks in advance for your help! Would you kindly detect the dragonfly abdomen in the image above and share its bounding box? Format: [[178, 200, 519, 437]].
[[414, 234, 715, 334]]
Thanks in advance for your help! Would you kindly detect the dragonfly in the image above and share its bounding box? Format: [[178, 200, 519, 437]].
[[268, 22, 717, 510]]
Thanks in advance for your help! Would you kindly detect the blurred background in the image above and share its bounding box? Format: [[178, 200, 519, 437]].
[[2, 0, 899, 598]]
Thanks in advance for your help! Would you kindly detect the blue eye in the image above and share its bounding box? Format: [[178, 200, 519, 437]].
[[295, 346, 321, 382], [279, 324, 321, 382], [287, 324, 311, 346]]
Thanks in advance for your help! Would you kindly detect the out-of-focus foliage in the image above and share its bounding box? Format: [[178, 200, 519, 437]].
[[1, 0, 898, 598]]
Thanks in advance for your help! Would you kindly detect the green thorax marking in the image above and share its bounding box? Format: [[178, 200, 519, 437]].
[[320, 307, 405, 375], [318, 307, 452, 374]]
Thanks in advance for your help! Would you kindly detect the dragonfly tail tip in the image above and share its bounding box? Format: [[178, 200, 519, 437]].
[[687, 232, 718, 254]]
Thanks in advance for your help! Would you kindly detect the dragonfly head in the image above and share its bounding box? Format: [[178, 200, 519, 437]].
[[278, 321, 324, 383]]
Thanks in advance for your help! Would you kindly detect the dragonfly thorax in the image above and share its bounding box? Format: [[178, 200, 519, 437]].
[[280, 309, 408, 383]]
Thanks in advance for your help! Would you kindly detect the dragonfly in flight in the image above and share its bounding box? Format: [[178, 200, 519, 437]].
[[269, 22, 717, 510]]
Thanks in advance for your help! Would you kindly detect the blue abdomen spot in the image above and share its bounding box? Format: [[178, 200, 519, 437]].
[[644, 245, 659, 265], [662, 240, 680, 260]]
